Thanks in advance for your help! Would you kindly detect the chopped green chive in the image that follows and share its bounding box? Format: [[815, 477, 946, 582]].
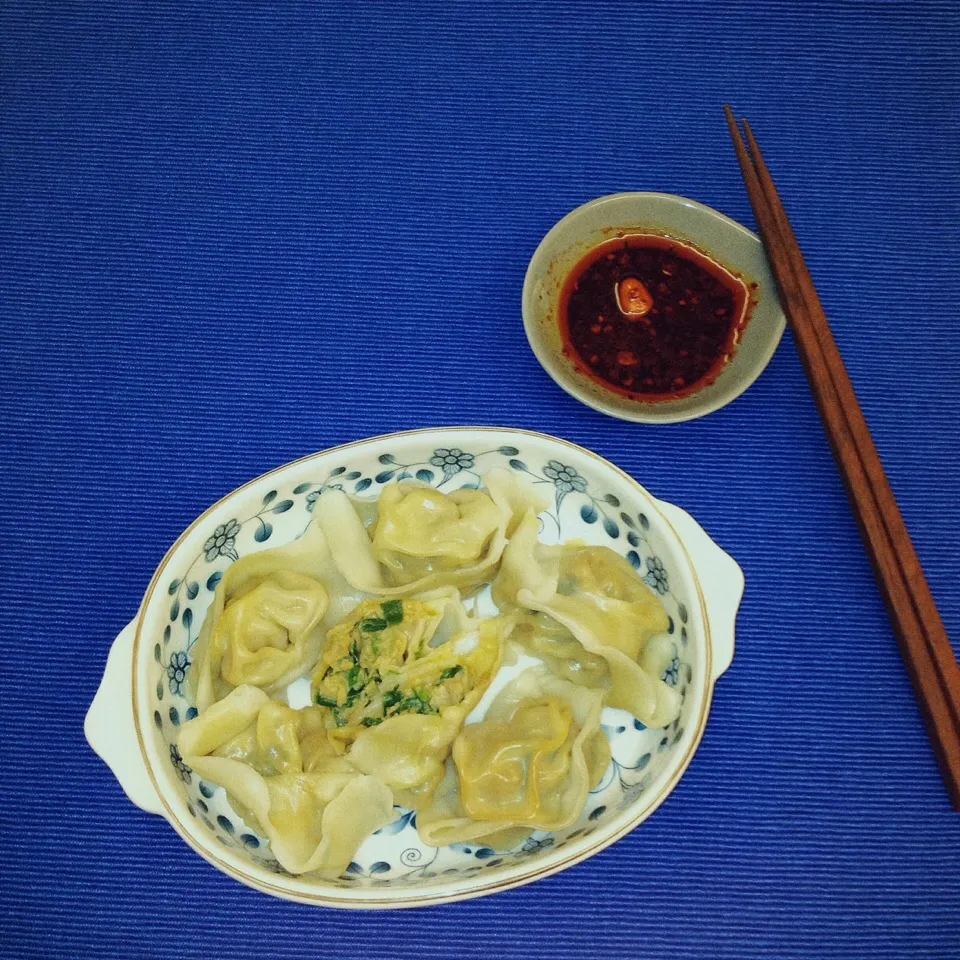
[[360, 617, 388, 633], [437, 665, 464, 682], [381, 600, 404, 625], [361, 717, 383, 727], [386, 689, 438, 716], [314, 694, 339, 709]]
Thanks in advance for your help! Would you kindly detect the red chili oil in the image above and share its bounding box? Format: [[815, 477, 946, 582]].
[[559, 234, 754, 400]]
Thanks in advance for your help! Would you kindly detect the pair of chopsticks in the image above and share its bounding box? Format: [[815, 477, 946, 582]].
[[724, 107, 960, 811]]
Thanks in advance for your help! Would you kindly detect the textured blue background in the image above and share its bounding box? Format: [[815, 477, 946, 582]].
[[2, 2, 959, 957]]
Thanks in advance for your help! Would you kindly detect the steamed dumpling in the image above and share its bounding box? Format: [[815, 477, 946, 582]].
[[417, 665, 609, 847], [310, 591, 509, 807], [312, 468, 548, 596], [216, 573, 327, 687], [177, 685, 393, 877], [189, 523, 370, 711], [457, 697, 576, 821], [373, 485, 502, 584], [536, 547, 679, 727], [346, 614, 510, 808], [494, 513, 679, 728], [191, 570, 327, 711], [309, 590, 473, 742]]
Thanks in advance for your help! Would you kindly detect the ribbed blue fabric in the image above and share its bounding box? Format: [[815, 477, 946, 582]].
[[2, 2, 959, 957]]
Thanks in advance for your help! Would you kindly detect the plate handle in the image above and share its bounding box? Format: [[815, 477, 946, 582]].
[[85, 619, 165, 816], [653, 499, 744, 681]]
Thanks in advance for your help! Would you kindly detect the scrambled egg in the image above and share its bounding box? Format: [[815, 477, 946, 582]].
[[310, 598, 479, 747]]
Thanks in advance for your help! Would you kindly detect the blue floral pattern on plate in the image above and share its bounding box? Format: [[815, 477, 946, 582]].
[[146, 432, 698, 888]]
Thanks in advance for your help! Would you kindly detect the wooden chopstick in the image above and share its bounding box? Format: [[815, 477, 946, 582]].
[[724, 107, 960, 810], [738, 117, 960, 722]]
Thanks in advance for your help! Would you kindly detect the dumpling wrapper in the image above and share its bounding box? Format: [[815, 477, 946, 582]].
[[417, 665, 609, 848], [187, 755, 393, 877], [189, 523, 372, 711], [178, 684, 393, 877], [494, 513, 680, 728], [491, 508, 564, 608], [508, 612, 611, 693], [313, 468, 547, 597]]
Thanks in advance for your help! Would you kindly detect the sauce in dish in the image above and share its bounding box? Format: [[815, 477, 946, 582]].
[[559, 234, 756, 400]]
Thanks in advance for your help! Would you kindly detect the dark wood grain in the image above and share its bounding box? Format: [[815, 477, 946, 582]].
[[724, 106, 960, 810]]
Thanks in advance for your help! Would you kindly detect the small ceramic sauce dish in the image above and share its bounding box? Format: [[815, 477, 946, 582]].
[[522, 192, 787, 423]]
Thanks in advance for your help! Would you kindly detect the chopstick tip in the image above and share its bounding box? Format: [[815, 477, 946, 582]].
[[723, 105, 742, 140]]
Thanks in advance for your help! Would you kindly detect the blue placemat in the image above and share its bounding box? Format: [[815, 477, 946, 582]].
[[2, 2, 959, 958]]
